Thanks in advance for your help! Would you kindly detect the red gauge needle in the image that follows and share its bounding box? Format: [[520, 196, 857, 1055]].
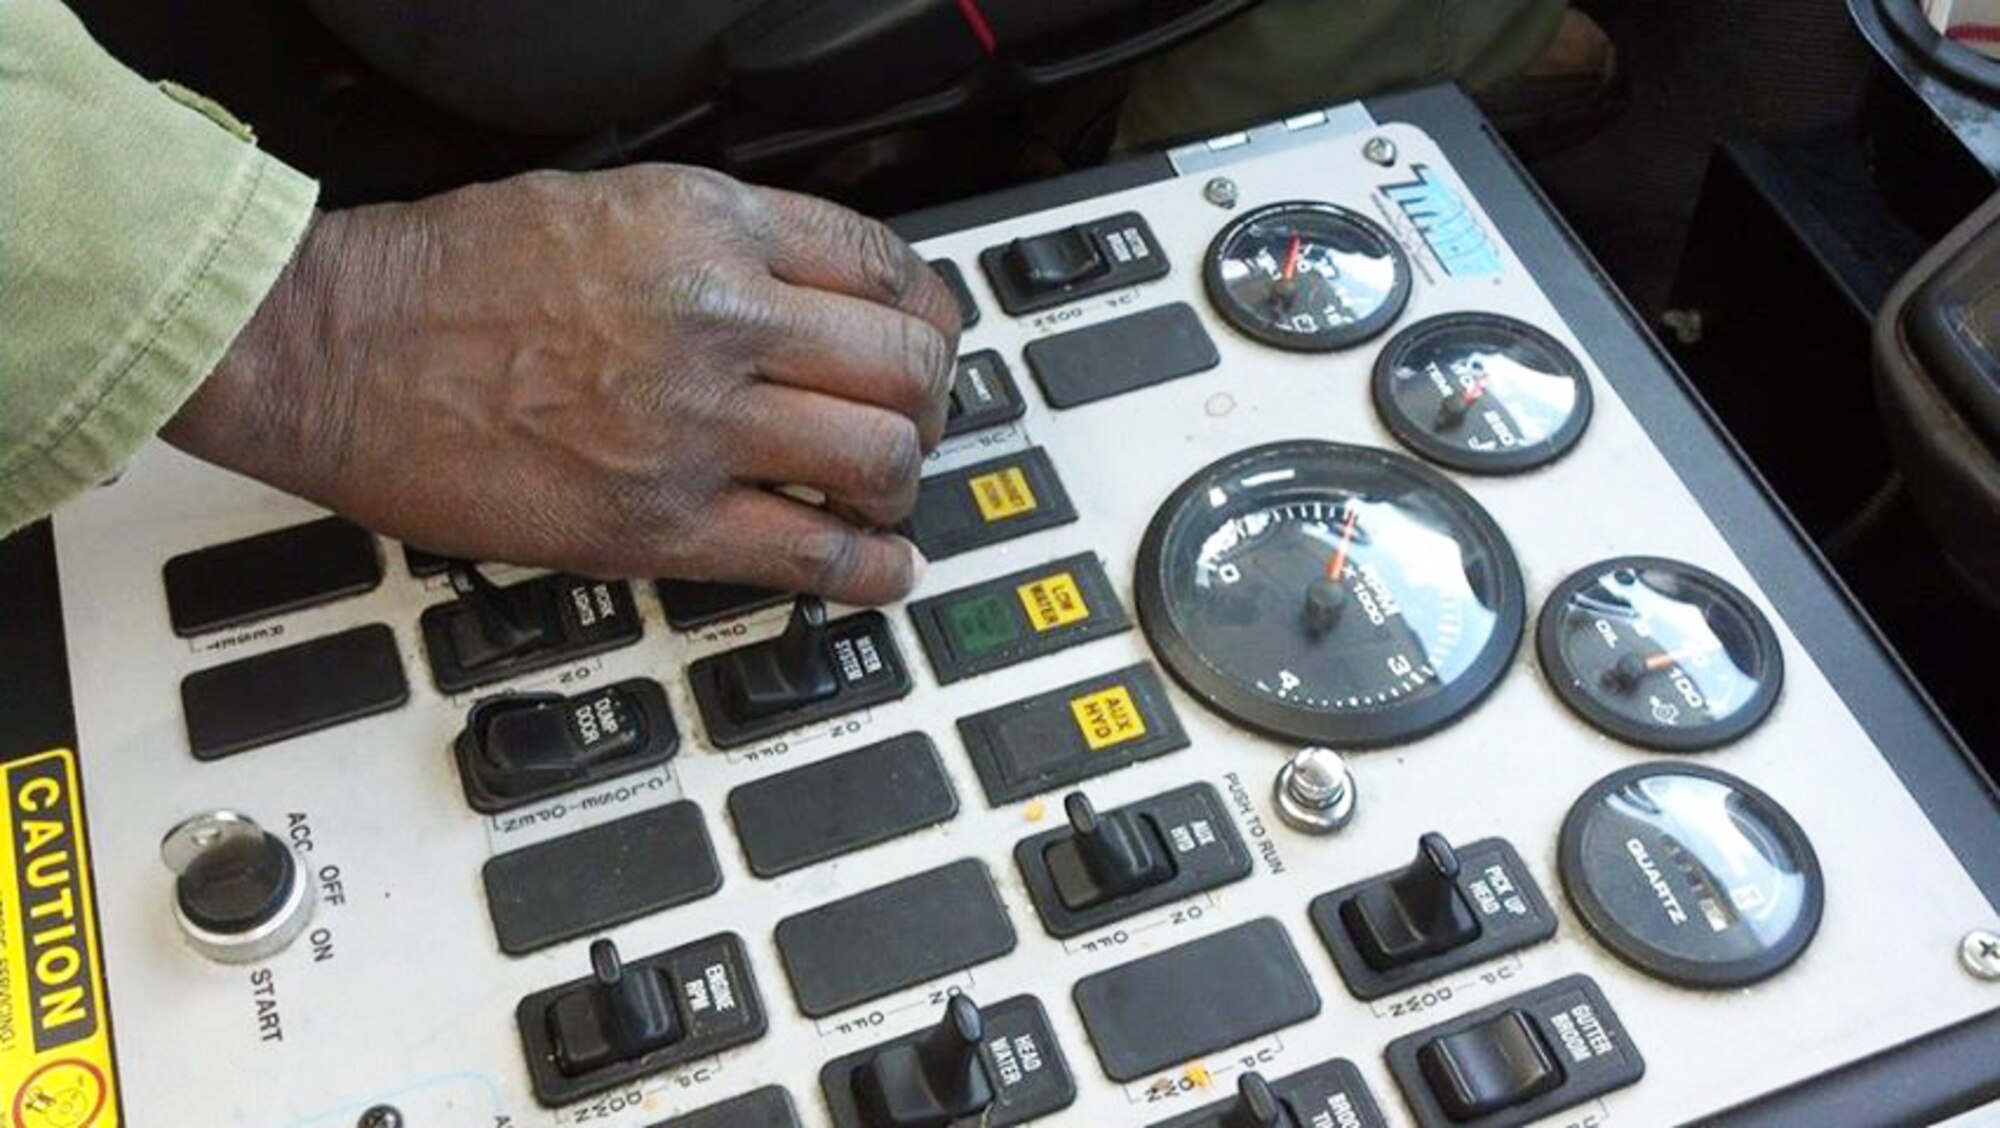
[[1281, 235, 1303, 284], [1325, 507, 1359, 582], [1644, 645, 1717, 672], [1461, 376, 1489, 406]]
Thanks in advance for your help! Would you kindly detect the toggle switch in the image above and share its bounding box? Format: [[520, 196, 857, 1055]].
[[851, 994, 995, 1128], [1000, 228, 1110, 294], [456, 679, 678, 812], [1043, 791, 1176, 911], [1339, 832, 1480, 972], [1222, 1072, 1292, 1128], [444, 563, 556, 671], [161, 810, 315, 964], [717, 597, 840, 723], [1415, 1008, 1564, 1121], [545, 939, 682, 1077]]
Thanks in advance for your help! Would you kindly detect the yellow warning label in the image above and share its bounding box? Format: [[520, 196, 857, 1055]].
[[0, 750, 118, 1128], [1016, 573, 1089, 632], [969, 467, 1038, 522], [1069, 687, 1147, 751]]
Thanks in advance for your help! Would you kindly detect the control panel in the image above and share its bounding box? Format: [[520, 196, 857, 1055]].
[[14, 87, 2000, 1126]]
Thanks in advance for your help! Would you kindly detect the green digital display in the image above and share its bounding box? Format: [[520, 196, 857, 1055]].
[[945, 594, 1022, 656]]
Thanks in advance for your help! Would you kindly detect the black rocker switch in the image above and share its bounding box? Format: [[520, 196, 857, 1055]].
[[446, 564, 554, 670], [456, 679, 679, 813], [1339, 833, 1481, 972], [546, 939, 681, 1078], [1001, 228, 1108, 295], [1416, 1009, 1564, 1121], [853, 994, 995, 1128], [718, 597, 840, 722], [1045, 792, 1176, 912], [1223, 1072, 1292, 1128]]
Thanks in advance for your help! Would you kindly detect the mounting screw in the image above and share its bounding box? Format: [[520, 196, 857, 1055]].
[[1963, 929, 2000, 981], [1362, 136, 1398, 166], [1661, 308, 1705, 347], [1274, 747, 1356, 834], [1203, 177, 1239, 209], [357, 1106, 404, 1128]]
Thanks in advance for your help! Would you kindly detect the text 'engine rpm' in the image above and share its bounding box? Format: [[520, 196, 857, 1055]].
[[1137, 442, 1524, 747]]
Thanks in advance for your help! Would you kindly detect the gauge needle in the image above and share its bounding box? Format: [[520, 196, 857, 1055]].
[[1273, 235, 1304, 305], [1282, 235, 1303, 283], [1325, 506, 1359, 582], [1644, 645, 1717, 671], [1435, 376, 1489, 430], [1604, 644, 1717, 693]]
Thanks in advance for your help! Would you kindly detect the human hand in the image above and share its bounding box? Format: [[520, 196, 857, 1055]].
[[165, 164, 959, 604]]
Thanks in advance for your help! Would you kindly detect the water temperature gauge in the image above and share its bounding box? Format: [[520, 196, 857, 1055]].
[[1537, 557, 1783, 750], [1203, 201, 1412, 351], [1372, 312, 1594, 474]]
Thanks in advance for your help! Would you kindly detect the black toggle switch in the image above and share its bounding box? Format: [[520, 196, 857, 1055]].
[[851, 994, 995, 1128], [1415, 1008, 1564, 1121], [1043, 792, 1176, 911], [1001, 228, 1109, 294], [546, 939, 682, 1077], [1222, 1071, 1293, 1128], [445, 564, 556, 670], [717, 597, 840, 723], [456, 679, 679, 812], [1339, 832, 1481, 972]]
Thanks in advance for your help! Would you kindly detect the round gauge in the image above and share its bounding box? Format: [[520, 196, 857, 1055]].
[[1560, 762, 1823, 988], [1538, 557, 1783, 751], [1203, 201, 1412, 351], [1372, 312, 1594, 474], [1135, 440, 1524, 747]]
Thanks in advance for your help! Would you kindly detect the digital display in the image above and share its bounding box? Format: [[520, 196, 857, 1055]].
[[946, 595, 1022, 656]]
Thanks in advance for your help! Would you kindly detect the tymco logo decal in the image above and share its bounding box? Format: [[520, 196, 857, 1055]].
[[1381, 164, 1503, 278]]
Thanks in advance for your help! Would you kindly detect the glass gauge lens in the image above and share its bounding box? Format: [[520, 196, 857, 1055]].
[[1135, 441, 1524, 747], [1560, 762, 1823, 988], [1372, 312, 1594, 474], [1203, 201, 1412, 351], [1538, 557, 1783, 751]]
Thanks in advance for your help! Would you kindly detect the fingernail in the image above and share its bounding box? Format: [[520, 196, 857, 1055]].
[[903, 537, 928, 589]]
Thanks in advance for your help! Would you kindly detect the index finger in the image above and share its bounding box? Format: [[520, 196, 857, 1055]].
[[753, 185, 961, 342]]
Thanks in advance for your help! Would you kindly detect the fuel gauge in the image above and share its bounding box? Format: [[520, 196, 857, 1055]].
[[1203, 201, 1412, 352], [1538, 557, 1783, 750], [1373, 312, 1593, 474]]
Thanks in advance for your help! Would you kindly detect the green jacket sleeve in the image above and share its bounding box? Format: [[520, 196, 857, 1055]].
[[0, 0, 319, 534]]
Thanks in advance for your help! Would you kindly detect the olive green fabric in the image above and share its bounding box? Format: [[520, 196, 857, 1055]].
[[0, 0, 318, 535], [1118, 0, 1569, 148]]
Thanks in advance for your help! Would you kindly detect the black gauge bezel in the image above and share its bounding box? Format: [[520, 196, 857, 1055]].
[[1135, 440, 1525, 747], [1559, 761, 1824, 988], [1370, 312, 1595, 474], [1536, 555, 1784, 751], [1202, 201, 1413, 352]]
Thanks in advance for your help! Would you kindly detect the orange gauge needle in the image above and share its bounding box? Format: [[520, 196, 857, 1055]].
[[1461, 376, 1489, 406], [1281, 235, 1303, 284], [1325, 507, 1359, 582], [1643, 645, 1717, 672]]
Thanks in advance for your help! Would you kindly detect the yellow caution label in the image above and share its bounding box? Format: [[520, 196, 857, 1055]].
[[969, 467, 1038, 522], [0, 749, 118, 1128], [1069, 687, 1147, 751], [1016, 573, 1089, 632]]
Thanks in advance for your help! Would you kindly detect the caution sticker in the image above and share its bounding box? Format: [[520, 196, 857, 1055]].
[[969, 467, 1039, 522], [1016, 573, 1089, 632], [1069, 687, 1147, 751], [0, 749, 118, 1128]]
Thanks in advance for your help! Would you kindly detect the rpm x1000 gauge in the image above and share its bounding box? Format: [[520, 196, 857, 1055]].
[[1136, 441, 1525, 747]]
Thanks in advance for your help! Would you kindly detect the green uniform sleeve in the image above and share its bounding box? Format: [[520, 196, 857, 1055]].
[[0, 0, 319, 534]]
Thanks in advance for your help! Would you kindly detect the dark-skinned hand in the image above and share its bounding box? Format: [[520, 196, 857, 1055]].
[[164, 164, 960, 605]]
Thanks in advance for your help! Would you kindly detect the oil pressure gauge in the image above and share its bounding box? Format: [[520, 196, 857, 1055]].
[[1203, 201, 1412, 351], [1372, 312, 1593, 474], [1538, 557, 1783, 751]]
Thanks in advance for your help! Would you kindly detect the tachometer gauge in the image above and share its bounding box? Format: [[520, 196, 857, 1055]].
[[1135, 441, 1524, 747], [1537, 557, 1783, 750], [1372, 312, 1593, 474], [1203, 202, 1412, 351]]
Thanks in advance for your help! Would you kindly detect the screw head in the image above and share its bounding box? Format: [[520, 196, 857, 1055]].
[[1963, 929, 2000, 980], [1362, 136, 1398, 166], [1203, 177, 1239, 209], [1274, 747, 1355, 834], [357, 1106, 404, 1128]]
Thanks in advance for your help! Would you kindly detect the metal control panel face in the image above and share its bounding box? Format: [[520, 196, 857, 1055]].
[[38, 105, 2000, 1128]]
